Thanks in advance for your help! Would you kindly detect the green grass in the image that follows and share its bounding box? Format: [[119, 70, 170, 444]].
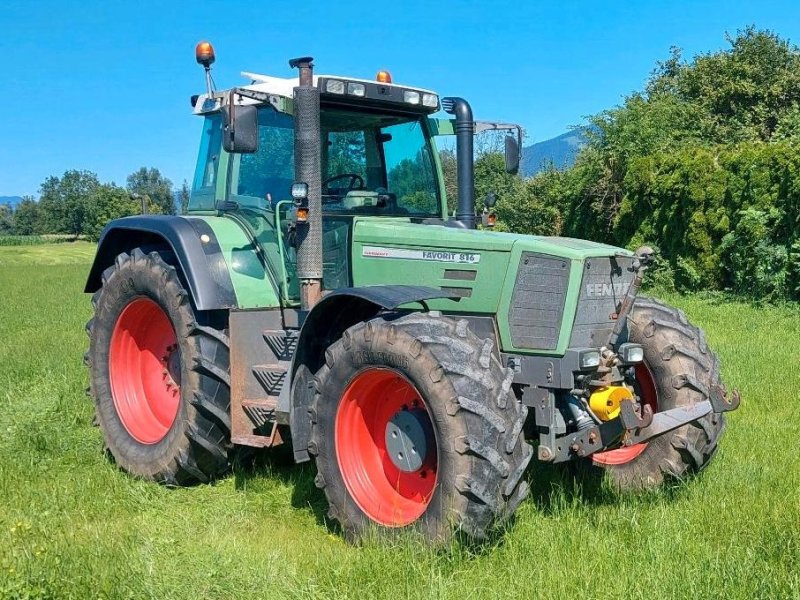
[[0, 241, 96, 266], [1, 243, 799, 599], [0, 235, 82, 247]]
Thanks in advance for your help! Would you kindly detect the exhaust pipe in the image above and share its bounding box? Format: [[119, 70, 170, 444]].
[[290, 56, 323, 310], [442, 97, 475, 229]]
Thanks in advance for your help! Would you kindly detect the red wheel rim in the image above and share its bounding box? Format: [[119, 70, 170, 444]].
[[109, 298, 181, 444], [335, 368, 438, 527], [593, 363, 658, 466]]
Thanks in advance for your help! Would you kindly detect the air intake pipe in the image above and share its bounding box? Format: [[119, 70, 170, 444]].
[[442, 97, 475, 229], [290, 56, 323, 310]]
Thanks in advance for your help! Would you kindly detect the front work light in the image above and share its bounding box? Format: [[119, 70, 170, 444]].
[[579, 350, 601, 369], [325, 79, 345, 94], [422, 93, 439, 108], [618, 343, 644, 364], [404, 90, 420, 105], [291, 182, 309, 200], [348, 82, 366, 97]]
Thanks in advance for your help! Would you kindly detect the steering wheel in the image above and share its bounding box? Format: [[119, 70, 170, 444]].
[[323, 173, 365, 193]]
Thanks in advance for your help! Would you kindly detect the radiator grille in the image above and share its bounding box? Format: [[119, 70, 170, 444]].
[[569, 256, 635, 348], [508, 253, 570, 350]]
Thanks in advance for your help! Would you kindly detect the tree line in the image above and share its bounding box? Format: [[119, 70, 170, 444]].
[[484, 27, 800, 302], [0, 168, 191, 242]]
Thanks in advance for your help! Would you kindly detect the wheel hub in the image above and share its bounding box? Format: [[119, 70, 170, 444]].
[[162, 344, 181, 392], [109, 297, 181, 445], [334, 368, 438, 526], [385, 409, 430, 472]]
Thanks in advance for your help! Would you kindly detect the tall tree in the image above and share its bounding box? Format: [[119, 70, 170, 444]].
[[84, 184, 140, 242], [0, 204, 13, 234], [12, 196, 42, 235], [126, 167, 175, 215], [179, 180, 191, 214], [38, 170, 100, 237]]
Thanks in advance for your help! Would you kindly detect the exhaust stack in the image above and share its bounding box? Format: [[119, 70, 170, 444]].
[[442, 97, 475, 228], [290, 56, 324, 310]]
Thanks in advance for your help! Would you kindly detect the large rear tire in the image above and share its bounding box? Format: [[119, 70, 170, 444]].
[[587, 296, 726, 490], [309, 313, 533, 543], [86, 249, 231, 485]]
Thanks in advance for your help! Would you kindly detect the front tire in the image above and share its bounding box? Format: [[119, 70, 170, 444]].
[[588, 296, 727, 490], [86, 249, 231, 485], [309, 313, 533, 542]]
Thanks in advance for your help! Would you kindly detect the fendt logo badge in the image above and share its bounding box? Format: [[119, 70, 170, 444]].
[[362, 245, 481, 264], [586, 282, 626, 297]]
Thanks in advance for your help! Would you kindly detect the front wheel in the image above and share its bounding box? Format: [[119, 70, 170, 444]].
[[587, 296, 727, 490], [309, 313, 533, 543]]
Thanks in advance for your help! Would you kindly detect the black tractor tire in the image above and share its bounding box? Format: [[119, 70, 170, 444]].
[[85, 248, 231, 485], [309, 312, 533, 543], [586, 295, 727, 491]]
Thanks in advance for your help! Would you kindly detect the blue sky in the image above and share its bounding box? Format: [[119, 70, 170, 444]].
[[2, 0, 800, 197]]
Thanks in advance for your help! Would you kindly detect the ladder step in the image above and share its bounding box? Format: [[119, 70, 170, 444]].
[[252, 364, 287, 396], [242, 398, 278, 429], [263, 330, 298, 361]]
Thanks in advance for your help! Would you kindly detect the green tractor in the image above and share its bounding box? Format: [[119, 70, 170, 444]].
[[84, 43, 739, 542]]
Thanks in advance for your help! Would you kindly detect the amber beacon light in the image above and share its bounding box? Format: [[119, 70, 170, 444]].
[[376, 70, 392, 83], [195, 41, 216, 68]]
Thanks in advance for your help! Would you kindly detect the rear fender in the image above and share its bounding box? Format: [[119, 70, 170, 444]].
[[85, 216, 237, 311]]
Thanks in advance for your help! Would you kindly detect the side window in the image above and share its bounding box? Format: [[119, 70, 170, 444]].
[[232, 110, 295, 207], [190, 114, 223, 210], [382, 121, 438, 215]]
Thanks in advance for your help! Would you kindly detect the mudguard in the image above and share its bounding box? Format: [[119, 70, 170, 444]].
[[84, 216, 237, 311]]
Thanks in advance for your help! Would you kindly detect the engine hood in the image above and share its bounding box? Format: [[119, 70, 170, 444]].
[[351, 219, 629, 260]]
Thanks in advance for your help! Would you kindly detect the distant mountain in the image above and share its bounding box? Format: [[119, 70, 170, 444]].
[[0, 196, 23, 208], [522, 129, 588, 177]]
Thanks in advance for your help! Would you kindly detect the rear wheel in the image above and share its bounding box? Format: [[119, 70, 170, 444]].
[[587, 296, 726, 490], [310, 313, 533, 542], [86, 249, 231, 484]]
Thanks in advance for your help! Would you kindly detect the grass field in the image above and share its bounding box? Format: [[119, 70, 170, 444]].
[[1, 242, 799, 599]]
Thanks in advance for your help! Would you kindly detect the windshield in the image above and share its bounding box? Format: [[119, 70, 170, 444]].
[[228, 107, 441, 217]]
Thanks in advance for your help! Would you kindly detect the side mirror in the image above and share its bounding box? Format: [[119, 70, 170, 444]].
[[222, 104, 258, 154], [504, 134, 520, 175]]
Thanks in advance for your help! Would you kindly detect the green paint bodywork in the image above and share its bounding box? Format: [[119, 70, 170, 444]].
[[194, 215, 281, 309], [187, 111, 633, 356], [351, 218, 629, 355]]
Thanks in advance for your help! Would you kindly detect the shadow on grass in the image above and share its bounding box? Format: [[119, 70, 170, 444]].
[[526, 456, 695, 516], [231, 442, 338, 534], [228, 440, 695, 553]]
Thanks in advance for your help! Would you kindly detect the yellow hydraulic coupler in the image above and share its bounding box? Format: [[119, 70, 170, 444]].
[[589, 385, 635, 421]]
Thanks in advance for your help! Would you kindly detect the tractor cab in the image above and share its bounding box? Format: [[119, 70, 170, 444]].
[[188, 54, 520, 304], [190, 73, 447, 300]]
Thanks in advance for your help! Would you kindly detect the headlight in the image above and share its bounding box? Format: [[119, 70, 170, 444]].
[[347, 82, 366, 97], [291, 182, 308, 200], [618, 343, 644, 364], [325, 79, 345, 94], [579, 350, 601, 369], [404, 90, 420, 104], [422, 93, 438, 108]]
